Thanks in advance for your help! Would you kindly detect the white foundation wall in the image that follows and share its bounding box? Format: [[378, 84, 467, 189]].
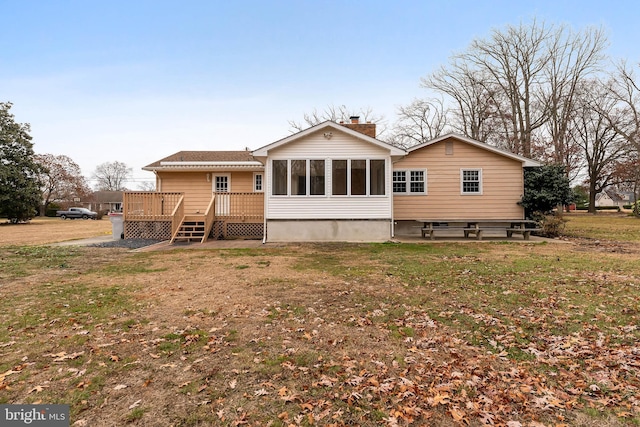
[[266, 219, 392, 242]]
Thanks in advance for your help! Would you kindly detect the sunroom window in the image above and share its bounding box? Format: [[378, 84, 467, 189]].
[[272, 159, 326, 196]]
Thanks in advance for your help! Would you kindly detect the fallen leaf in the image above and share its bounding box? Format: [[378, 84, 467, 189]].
[[449, 407, 466, 422], [430, 392, 450, 406], [27, 385, 47, 394]]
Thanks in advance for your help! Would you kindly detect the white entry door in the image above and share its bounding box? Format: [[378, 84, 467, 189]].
[[213, 175, 230, 215]]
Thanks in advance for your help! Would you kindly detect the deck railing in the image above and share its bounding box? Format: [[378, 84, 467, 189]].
[[214, 192, 264, 220], [123, 192, 184, 221], [170, 196, 185, 241], [124, 191, 263, 222], [202, 195, 216, 243]]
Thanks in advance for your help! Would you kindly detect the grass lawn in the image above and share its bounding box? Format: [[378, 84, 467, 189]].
[[0, 213, 639, 426]]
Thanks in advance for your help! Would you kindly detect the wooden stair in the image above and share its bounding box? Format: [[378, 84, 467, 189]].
[[171, 215, 209, 244]]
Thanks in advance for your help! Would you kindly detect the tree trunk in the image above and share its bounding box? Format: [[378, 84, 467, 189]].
[[588, 183, 598, 214]]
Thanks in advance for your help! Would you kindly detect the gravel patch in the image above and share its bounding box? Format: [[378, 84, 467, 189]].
[[88, 238, 163, 249]]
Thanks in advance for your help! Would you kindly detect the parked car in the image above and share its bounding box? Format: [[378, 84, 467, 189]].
[[56, 207, 98, 220]]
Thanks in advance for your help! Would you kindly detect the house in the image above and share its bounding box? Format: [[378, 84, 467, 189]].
[[595, 189, 636, 208], [88, 191, 123, 214], [122, 118, 541, 242]]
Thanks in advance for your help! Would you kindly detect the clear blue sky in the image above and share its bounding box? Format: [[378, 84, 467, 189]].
[[2, 0, 639, 187]]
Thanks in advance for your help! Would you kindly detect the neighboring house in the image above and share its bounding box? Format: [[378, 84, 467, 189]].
[[122, 118, 541, 242], [392, 134, 541, 235], [595, 189, 637, 208], [88, 191, 123, 213]]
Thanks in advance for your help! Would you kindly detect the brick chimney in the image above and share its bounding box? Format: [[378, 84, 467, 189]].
[[340, 116, 376, 138]]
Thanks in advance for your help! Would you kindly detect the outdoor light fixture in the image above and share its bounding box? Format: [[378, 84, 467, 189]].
[[323, 132, 333, 139]]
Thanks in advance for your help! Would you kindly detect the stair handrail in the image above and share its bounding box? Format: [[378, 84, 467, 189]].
[[170, 196, 185, 243], [201, 194, 216, 243]]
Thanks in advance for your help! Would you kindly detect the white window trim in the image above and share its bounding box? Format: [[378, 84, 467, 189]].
[[307, 159, 327, 197], [460, 168, 482, 195], [393, 169, 427, 195], [331, 158, 387, 197], [271, 159, 288, 197], [272, 158, 328, 197], [253, 172, 263, 192], [213, 174, 231, 193]]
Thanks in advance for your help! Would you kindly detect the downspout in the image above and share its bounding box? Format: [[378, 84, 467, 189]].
[[262, 217, 267, 244], [154, 171, 161, 192]]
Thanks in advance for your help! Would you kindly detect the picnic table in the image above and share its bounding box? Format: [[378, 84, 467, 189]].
[[418, 219, 540, 240]]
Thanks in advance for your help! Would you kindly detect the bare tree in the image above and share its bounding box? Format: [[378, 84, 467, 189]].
[[605, 61, 640, 153], [570, 81, 629, 212], [594, 61, 640, 214], [288, 104, 387, 136], [423, 20, 609, 164], [92, 161, 132, 191], [422, 63, 499, 142], [35, 154, 92, 215], [390, 98, 448, 148], [544, 25, 607, 167], [136, 181, 156, 191], [462, 19, 554, 157]]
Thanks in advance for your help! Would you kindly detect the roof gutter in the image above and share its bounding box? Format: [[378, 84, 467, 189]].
[[159, 161, 263, 166]]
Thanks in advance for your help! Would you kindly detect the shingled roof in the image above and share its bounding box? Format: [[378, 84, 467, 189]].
[[143, 150, 262, 171]]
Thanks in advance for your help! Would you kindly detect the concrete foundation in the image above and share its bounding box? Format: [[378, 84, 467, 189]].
[[394, 220, 422, 237], [266, 219, 392, 242]]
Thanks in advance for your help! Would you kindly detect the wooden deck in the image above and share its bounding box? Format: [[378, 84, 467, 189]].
[[123, 192, 264, 240]]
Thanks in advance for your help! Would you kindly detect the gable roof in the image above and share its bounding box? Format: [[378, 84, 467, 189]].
[[408, 133, 542, 167], [91, 190, 123, 203], [252, 121, 406, 158], [143, 150, 263, 171]]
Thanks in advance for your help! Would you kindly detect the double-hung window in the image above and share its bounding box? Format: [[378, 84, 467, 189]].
[[461, 169, 482, 194], [253, 173, 263, 192], [393, 169, 426, 194]]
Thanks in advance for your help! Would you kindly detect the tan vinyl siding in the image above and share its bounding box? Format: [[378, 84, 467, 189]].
[[229, 171, 257, 193], [393, 138, 525, 220], [157, 171, 258, 214]]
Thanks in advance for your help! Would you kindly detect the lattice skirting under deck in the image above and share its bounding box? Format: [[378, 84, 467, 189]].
[[125, 221, 172, 240], [210, 221, 263, 240], [124, 220, 262, 240]]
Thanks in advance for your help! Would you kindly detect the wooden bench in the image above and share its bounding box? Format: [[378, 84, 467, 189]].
[[418, 220, 540, 240], [421, 225, 464, 240], [505, 227, 541, 240]]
